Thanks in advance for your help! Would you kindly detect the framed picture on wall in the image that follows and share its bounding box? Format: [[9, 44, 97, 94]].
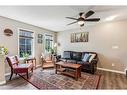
[[38, 34, 43, 38], [38, 39, 43, 43], [71, 32, 89, 43], [37, 34, 43, 44]]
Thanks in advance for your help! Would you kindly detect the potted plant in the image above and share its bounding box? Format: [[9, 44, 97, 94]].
[[21, 52, 29, 63], [0, 46, 8, 55], [49, 47, 54, 54]]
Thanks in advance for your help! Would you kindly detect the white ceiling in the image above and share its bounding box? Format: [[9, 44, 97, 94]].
[[0, 6, 127, 32]]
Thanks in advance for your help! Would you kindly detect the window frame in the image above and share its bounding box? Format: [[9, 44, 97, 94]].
[[44, 34, 54, 54], [18, 28, 35, 59]]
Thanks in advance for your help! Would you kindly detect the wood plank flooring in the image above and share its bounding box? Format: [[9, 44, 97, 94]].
[[96, 70, 127, 89], [0, 75, 37, 90], [0, 68, 127, 89]]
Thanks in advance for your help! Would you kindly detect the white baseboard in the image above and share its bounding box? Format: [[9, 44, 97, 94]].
[[97, 67, 125, 75], [36, 64, 41, 68], [5, 73, 10, 77], [0, 80, 6, 85]]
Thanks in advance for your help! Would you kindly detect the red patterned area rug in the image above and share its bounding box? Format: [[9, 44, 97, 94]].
[[20, 69, 103, 90]]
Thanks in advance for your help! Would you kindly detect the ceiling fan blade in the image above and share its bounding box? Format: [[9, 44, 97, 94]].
[[85, 10, 95, 18], [66, 17, 78, 20], [85, 18, 100, 21], [67, 21, 78, 25]]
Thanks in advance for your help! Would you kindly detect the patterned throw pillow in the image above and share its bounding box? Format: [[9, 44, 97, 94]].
[[72, 52, 82, 61], [82, 53, 91, 62], [88, 53, 96, 62], [63, 51, 71, 59]]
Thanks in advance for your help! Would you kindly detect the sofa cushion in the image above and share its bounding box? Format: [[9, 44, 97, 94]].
[[59, 58, 67, 62], [67, 59, 77, 63], [77, 61, 91, 68], [63, 51, 71, 59], [72, 52, 82, 61], [77, 61, 85, 64]]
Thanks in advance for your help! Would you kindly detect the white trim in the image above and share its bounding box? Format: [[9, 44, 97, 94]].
[[33, 30, 35, 58], [44, 33, 54, 54], [36, 64, 41, 68], [17, 28, 20, 58], [0, 80, 6, 85], [5, 73, 10, 77], [97, 67, 125, 75]]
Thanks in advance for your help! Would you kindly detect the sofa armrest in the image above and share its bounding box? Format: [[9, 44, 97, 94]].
[[55, 55, 69, 62], [59, 58, 67, 62], [91, 58, 98, 64], [89, 58, 98, 74], [52, 55, 63, 62]]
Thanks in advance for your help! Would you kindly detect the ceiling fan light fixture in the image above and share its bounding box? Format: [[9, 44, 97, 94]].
[[77, 21, 84, 25], [66, 10, 100, 26]]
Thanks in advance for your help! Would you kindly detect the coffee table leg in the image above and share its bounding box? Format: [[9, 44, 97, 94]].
[[75, 68, 78, 81], [75, 67, 81, 80], [55, 64, 57, 74], [79, 67, 81, 77]]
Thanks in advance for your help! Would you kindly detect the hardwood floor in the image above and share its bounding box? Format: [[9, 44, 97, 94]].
[[0, 75, 37, 90], [96, 70, 127, 89], [0, 68, 127, 89]]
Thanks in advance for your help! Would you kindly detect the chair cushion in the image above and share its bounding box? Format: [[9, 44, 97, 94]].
[[18, 64, 30, 68], [13, 63, 33, 68]]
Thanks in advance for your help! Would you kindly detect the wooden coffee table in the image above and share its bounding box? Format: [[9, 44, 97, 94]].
[[55, 61, 81, 80]]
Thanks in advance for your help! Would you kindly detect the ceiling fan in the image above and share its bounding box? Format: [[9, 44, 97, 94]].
[[66, 10, 100, 27]]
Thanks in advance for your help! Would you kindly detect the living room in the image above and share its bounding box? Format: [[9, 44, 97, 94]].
[[0, 4, 127, 93]]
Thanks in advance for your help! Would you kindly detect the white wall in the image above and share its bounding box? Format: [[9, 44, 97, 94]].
[[57, 20, 127, 72], [0, 16, 55, 74]]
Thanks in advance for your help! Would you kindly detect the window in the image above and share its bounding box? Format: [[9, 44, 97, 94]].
[[19, 29, 34, 58], [45, 34, 53, 53]]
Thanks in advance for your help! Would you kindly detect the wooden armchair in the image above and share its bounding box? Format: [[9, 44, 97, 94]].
[[41, 53, 55, 69], [6, 55, 34, 80]]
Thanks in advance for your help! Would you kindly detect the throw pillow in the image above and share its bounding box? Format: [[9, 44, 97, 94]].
[[82, 53, 90, 62], [72, 52, 82, 61], [63, 51, 71, 59], [9, 56, 17, 64], [88, 53, 96, 63]]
